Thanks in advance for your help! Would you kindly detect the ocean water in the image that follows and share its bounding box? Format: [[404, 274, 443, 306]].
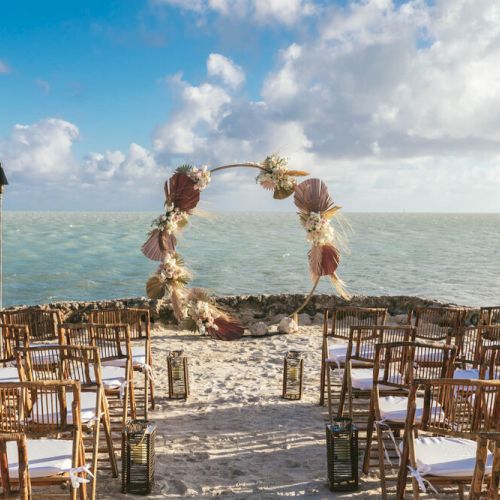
[[2, 212, 499, 308]]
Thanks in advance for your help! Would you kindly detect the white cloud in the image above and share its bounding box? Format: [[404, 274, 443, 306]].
[[152, 0, 316, 25], [207, 53, 245, 89], [0, 59, 11, 74], [0, 118, 80, 180]]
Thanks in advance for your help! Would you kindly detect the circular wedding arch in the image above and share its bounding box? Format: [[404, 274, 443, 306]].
[[141, 156, 349, 340]]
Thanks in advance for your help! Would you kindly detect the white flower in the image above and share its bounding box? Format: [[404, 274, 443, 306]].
[[305, 212, 335, 246], [152, 207, 189, 234], [256, 155, 296, 191], [187, 165, 211, 191]]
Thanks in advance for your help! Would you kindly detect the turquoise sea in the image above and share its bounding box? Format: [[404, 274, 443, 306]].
[[3, 212, 499, 308]]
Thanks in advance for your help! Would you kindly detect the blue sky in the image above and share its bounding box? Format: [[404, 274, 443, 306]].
[[1, 0, 499, 212]]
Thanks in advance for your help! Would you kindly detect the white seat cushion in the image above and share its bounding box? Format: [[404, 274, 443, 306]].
[[7, 439, 73, 478], [327, 342, 373, 367], [0, 366, 20, 383], [98, 365, 127, 390], [101, 345, 147, 368], [31, 391, 98, 425], [410, 437, 493, 477], [346, 368, 398, 391], [378, 396, 445, 423]]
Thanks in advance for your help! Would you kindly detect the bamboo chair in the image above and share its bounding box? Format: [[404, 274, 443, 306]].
[[454, 325, 500, 381], [0, 380, 90, 500], [0, 324, 29, 385], [396, 379, 500, 499], [334, 325, 415, 422], [0, 308, 62, 342], [15, 345, 119, 496], [88, 308, 154, 410], [479, 306, 500, 326], [320, 306, 387, 406], [60, 323, 136, 422], [362, 341, 457, 498], [409, 306, 466, 344]]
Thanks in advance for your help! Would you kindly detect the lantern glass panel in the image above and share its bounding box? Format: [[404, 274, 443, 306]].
[[168, 350, 189, 399], [283, 350, 303, 400]]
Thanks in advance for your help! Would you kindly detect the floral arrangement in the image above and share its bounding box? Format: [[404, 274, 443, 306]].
[[141, 154, 349, 340], [256, 154, 308, 199], [152, 207, 189, 234]]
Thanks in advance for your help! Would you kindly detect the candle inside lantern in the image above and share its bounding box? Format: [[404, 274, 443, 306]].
[[131, 441, 148, 464]]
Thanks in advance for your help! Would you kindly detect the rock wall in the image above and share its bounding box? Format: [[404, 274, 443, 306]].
[[5, 293, 475, 325]]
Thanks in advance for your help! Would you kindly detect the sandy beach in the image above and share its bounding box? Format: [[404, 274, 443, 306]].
[[100, 323, 389, 499]]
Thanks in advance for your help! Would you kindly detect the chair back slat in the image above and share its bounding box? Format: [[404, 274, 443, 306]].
[[410, 379, 500, 437], [91, 324, 130, 362], [0, 324, 29, 365], [411, 306, 465, 341], [324, 307, 387, 340], [88, 308, 150, 341], [16, 345, 102, 389], [0, 381, 81, 436], [348, 325, 416, 364], [0, 309, 61, 342], [479, 306, 500, 326], [480, 345, 500, 381], [374, 341, 457, 390], [59, 323, 92, 346]]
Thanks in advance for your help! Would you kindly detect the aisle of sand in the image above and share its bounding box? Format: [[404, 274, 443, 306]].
[[105, 325, 385, 498]]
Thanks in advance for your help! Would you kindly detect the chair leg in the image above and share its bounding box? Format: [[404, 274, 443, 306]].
[[129, 377, 137, 420], [363, 408, 375, 474], [149, 375, 155, 411], [376, 423, 388, 500], [101, 398, 118, 478], [326, 363, 333, 423], [337, 368, 347, 418], [319, 356, 326, 406]]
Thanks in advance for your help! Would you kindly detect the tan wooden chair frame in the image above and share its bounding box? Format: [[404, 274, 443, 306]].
[[0, 308, 62, 342], [320, 306, 387, 406]]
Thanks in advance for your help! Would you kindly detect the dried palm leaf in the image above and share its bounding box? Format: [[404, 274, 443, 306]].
[[322, 206, 342, 220], [308, 243, 340, 279], [166, 172, 200, 211], [208, 317, 245, 341], [187, 288, 212, 303], [160, 230, 177, 254], [146, 275, 166, 299], [308, 245, 323, 279], [330, 273, 351, 300], [273, 186, 295, 200], [294, 178, 334, 214], [142, 230, 163, 261], [287, 170, 309, 177]]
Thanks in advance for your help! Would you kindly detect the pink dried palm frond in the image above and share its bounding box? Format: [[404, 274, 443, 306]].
[[294, 178, 334, 214], [208, 317, 245, 341], [165, 172, 200, 211], [160, 231, 177, 254], [142, 229, 163, 261], [308, 243, 340, 280]]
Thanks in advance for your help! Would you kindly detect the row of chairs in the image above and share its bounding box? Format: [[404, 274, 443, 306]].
[[0, 307, 154, 500], [320, 306, 500, 498]]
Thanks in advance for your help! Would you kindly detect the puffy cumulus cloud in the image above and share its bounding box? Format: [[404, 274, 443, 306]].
[[83, 143, 165, 185], [0, 118, 80, 180], [153, 73, 231, 156], [151, 1, 500, 211], [207, 53, 245, 89], [151, 0, 316, 26], [0, 59, 11, 74]]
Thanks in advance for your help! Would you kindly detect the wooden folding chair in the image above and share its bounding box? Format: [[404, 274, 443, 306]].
[[0, 324, 29, 386], [480, 344, 500, 381], [397, 379, 500, 499], [60, 323, 136, 423], [15, 345, 118, 497], [0, 380, 90, 500], [320, 306, 387, 406], [362, 341, 457, 498], [409, 306, 466, 343], [334, 325, 415, 422], [0, 308, 62, 342], [89, 308, 154, 410]]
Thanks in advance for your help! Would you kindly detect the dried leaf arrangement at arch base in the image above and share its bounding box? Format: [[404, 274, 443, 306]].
[[142, 155, 350, 341]]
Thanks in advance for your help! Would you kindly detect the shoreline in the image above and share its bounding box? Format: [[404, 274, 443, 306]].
[[4, 293, 479, 326]]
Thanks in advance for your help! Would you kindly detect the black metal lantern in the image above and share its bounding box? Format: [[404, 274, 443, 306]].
[[326, 417, 359, 491], [167, 350, 189, 399], [122, 420, 156, 495], [282, 350, 303, 400]]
